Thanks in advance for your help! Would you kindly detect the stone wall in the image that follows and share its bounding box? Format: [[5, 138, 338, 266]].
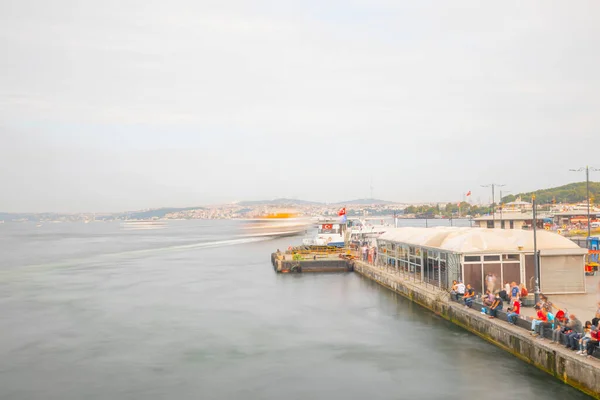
[[270, 253, 353, 273], [353, 261, 600, 398]]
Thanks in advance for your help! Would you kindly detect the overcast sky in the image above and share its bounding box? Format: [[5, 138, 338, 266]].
[[1, 1, 599, 212]]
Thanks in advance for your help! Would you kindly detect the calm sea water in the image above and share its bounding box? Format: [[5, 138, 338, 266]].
[[0, 220, 589, 399]]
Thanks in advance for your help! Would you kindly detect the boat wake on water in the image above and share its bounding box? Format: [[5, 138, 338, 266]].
[[160, 236, 270, 252], [1, 236, 271, 277]]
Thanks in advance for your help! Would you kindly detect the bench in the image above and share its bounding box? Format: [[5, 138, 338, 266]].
[[521, 294, 536, 307]]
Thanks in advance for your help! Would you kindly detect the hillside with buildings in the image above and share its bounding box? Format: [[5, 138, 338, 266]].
[[0, 198, 406, 223]]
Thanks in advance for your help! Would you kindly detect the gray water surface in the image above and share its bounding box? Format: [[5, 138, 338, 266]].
[[0, 221, 590, 399]]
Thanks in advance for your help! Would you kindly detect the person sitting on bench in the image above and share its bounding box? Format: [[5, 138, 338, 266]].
[[463, 284, 475, 308], [550, 311, 568, 344], [507, 298, 521, 325], [498, 288, 509, 302], [482, 290, 494, 307], [577, 322, 593, 355], [585, 326, 599, 359], [538, 311, 555, 340], [530, 306, 547, 336], [489, 294, 503, 319], [451, 281, 465, 302], [565, 314, 583, 350]]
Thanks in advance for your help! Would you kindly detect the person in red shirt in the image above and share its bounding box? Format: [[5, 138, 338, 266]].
[[507, 298, 521, 324], [531, 306, 547, 335]]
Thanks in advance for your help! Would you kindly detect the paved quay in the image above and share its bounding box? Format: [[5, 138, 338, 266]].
[[520, 274, 600, 321], [353, 261, 600, 398]]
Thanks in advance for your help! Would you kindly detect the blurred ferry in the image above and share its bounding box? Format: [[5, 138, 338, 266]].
[[242, 210, 311, 238]]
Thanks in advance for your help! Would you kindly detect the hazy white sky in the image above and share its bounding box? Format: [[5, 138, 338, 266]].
[[1, 1, 599, 212]]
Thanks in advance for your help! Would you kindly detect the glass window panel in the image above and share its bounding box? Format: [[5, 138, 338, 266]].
[[484, 255, 500, 262]]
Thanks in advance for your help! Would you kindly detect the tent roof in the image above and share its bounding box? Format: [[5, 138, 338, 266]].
[[378, 227, 586, 254]]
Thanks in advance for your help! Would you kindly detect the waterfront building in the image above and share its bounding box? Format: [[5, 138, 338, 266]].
[[377, 227, 586, 295], [472, 212, 549, 230]]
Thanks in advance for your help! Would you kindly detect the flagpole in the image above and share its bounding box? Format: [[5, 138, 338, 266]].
[[465, 191, 472, 218]]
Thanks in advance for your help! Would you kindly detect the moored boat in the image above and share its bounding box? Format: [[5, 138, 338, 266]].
[[302, 220, 347, 247]]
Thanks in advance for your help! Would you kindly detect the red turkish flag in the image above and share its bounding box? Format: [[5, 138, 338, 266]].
[[322, 224, 333, 230], [338, 207, 346, 216], [466, 191, 471, 196]]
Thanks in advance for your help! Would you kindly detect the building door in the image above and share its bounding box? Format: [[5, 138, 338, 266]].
[[502, 263, 520, 288], [525, 254, 536, 290], [463, 263, 483, 294]]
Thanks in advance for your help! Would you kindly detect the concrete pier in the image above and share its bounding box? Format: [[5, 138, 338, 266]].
[[353, 261, 600, 398], [271, 251, 353, 273]]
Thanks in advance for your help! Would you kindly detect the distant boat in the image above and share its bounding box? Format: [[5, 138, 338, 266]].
[[35, 223, 43, 228]]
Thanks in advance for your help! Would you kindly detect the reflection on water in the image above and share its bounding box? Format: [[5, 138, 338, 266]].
[[0, 221, 590, 399]]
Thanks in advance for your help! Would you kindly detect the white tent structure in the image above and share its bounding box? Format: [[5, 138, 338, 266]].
[[377, 227, 587, 294]]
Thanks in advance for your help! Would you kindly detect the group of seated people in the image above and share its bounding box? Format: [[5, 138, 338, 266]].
[[449, 281, 600, 359], [450, 280, 525, 317], [530, 298, 600, 358]]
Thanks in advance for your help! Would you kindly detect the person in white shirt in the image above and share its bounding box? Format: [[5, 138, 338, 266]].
[[452, 281, 466, 301]]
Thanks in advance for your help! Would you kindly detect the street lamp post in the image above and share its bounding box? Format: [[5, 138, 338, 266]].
[[569, 166, 599, 238], [481, 183, 505, 227], [532, 194, 540, 305]]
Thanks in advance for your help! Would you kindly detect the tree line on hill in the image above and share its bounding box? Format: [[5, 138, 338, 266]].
[[501, 181, 600, 204]]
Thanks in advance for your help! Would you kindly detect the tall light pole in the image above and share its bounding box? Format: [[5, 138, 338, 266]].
[[481, 184, 505, 226], [569, 166, 599, 238], [532, 194, 540, 304]]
